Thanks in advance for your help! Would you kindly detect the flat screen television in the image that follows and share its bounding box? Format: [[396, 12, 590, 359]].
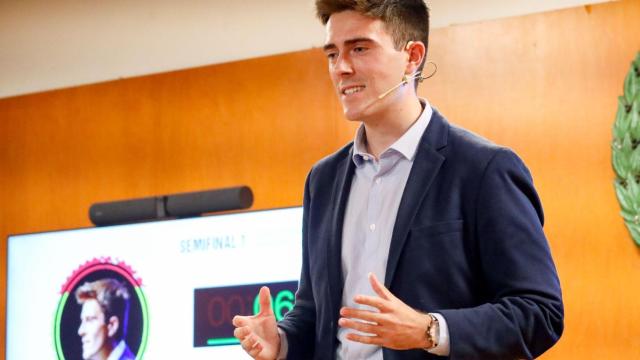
[[6, 206, 302, 359]]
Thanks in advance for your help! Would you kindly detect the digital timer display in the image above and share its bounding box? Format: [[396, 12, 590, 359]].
[[193, 281, 298, 347]]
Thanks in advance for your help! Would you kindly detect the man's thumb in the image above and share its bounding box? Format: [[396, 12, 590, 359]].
[[258, 286, 273, 315]]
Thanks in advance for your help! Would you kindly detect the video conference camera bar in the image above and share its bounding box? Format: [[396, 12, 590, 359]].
[[89, 186, 253, 226]]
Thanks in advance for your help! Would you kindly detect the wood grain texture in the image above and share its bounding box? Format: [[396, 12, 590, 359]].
[[1, 0, 639, 358]]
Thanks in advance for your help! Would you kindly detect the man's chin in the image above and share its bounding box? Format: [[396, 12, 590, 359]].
[[342, 107, 366, 122], [82, 349, 95, 360], [342, 99, 381, 122]]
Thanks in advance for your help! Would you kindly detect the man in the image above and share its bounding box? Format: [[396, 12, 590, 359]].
[[233, 1, 563, 359], [76, 278, 136, 360]]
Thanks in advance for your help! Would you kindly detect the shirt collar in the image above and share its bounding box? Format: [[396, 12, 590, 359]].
[[106, 340, 127, 360], [352, 98, 433, 165]]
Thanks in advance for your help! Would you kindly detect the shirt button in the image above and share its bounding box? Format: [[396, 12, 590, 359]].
[[369, 223, 376, 231], [363, 155, 370, 161], [375, 178, 381, 185]]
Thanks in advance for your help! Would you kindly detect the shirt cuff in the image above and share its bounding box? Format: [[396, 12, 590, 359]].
[[426, 313, 450, 356], [276, 327, 288, 360]]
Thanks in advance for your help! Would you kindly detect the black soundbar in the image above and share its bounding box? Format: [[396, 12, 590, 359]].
[[89, 186, 253, 226]]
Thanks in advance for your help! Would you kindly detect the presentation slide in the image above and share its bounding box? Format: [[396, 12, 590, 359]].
[[6, 207, 302, 360]]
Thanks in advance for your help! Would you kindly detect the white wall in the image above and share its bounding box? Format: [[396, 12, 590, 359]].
[[0, 0, 613, 99]]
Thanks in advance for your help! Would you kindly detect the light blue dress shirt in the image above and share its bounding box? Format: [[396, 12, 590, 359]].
[[337, 99, 449, 359]]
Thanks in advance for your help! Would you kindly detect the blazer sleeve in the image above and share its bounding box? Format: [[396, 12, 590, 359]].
[[277, 170, 317, 359], [440, 149, 564, 359]]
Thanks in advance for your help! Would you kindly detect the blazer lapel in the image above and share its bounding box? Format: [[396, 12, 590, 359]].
[[384, 110, 449, 287], [327, 146, 356, 317]]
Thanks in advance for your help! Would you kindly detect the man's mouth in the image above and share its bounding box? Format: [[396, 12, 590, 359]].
[[341, 85, 365, 95]]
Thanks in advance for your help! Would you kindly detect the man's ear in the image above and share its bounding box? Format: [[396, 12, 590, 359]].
[[107, 316, 120, 338], [404, 40, 426, 75]]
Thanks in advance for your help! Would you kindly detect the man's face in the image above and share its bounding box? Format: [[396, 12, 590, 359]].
[[77, 299, 109, 360], [323, 10, 410, 121]]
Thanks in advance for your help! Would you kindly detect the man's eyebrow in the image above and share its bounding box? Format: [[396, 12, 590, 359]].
[[323, 37, 375, 52], [323, 43, 337, 52]]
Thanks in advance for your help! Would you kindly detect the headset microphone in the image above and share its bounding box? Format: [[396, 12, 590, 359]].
[[376, 61, 438, 100], [378, 72, 423, 100]]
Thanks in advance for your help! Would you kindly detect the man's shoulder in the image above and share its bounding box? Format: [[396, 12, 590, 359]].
[[431, 110, 526, 174], [443, 117, 519, 165], [447, 121, 502, 156]]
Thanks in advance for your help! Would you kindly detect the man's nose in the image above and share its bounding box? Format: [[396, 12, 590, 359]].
[[78, 322, 84, 336], [334, 54, 354, 76]]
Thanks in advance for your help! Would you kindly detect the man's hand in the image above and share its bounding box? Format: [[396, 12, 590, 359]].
[[232, 286, 281, 360], [338, 273, 432, 350]]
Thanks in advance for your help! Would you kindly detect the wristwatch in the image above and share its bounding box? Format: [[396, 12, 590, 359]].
[[424, 313, 440, 350]]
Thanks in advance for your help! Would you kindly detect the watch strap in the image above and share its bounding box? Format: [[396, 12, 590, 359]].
[[425, 313, 440, 350]]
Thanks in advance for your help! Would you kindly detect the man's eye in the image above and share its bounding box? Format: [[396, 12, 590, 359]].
[[326, 52, 338, 60], [353, 47, 367, 53]]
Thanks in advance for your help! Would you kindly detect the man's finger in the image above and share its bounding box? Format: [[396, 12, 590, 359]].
[[340, 306, 385, 323], [352, 295, 392, 312], [247, 341, 263, 358], [346, 332, 384, 346], [338, 317, 379, 335], [240, 334, 257, 352], [232, 315, 249, 327], [233, 326, 250, 340], [258, 286, 273, 315], [368, 272, 394, 300]]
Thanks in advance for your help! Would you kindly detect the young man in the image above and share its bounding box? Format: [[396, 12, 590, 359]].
[[76, 279, 135, 360], [233, 1, 563, 359]]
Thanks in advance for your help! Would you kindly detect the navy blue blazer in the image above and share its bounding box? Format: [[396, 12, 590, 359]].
[[278, 109, 564, 359]]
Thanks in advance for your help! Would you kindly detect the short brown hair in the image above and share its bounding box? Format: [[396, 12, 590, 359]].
[[316, 0, 430, 70], [76, 278, 131, 341]]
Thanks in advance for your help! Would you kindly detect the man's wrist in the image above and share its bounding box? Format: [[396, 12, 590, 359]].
[[276, 326, 287, 360], [423, 313, 440, 350]]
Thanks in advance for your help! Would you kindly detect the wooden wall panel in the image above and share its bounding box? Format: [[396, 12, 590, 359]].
[[1, 0, 639, 358]]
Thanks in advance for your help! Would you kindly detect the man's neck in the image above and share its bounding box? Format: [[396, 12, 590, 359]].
[[362, 96, 423, 159], [90, 340, 116, 360]]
